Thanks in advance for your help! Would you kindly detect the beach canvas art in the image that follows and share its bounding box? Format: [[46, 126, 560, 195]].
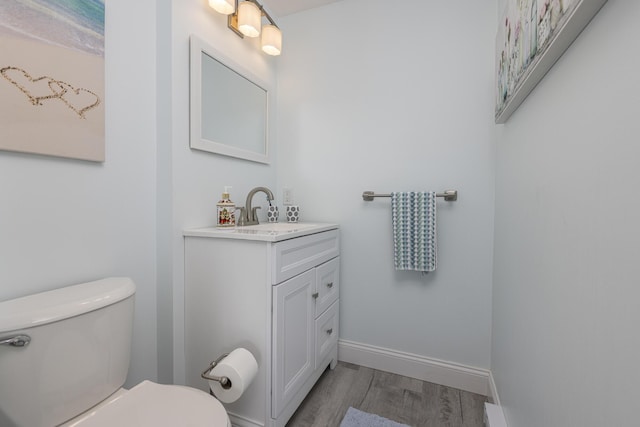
[[0, 0, 105, 161], [495, 0, 608, 123]]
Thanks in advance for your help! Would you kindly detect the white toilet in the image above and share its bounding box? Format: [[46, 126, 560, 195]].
[[0, 277, 231, 427]]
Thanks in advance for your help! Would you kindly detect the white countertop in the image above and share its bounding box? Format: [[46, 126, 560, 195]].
[[183, 222, 339, 242]]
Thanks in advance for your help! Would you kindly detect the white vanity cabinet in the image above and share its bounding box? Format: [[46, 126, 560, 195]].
[[184, 224, 339, 427]]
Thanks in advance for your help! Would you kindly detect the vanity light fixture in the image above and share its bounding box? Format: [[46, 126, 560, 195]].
[[237, 1, 261, 37], [208, 0, 235, 15], [261, 24, 282, 56], [209, 0, 282, 56]]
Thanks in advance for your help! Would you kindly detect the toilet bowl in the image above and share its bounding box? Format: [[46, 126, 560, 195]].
[[0, 277, 231, 427]]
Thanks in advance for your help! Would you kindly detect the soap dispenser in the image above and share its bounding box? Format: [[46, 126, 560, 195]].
[[216, 186, 236, 227]]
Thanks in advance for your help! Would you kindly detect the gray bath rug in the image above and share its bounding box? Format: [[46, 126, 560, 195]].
[[339, 407, 411, 427]]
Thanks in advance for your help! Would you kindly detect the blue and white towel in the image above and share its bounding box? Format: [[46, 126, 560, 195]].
[[391, 192, 437, 272]]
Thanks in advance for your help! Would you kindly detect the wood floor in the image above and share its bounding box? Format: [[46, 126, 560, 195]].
[[286, 362, 486, 427]]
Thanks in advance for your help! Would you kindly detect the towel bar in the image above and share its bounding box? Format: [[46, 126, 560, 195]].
[[362, 190, 458, 202]]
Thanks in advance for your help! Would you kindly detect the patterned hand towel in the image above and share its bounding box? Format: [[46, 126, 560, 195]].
[[391, 192, 437, 272]]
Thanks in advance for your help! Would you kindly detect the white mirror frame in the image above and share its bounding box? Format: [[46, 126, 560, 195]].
[[190, 35, 270, 164]]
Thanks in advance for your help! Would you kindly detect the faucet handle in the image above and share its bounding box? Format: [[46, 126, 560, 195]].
[[236, 207, 247, 226]]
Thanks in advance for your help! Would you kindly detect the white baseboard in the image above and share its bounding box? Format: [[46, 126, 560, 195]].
[[487, 370, 501, 405], [484, 372, 507, 427], [337, 339, 490, 396], [229, 412, 263, 427], [484, 403, 508, 427]]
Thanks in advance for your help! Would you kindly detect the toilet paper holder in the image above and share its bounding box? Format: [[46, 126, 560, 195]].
[[201, 353, 232, 389]]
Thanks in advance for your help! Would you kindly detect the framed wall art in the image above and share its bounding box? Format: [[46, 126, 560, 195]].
[[495, 0, 608, 123], [0, 1, 105, 161]]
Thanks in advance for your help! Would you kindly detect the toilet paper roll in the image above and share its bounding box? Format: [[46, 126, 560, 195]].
[[208, 348, 258, 403]]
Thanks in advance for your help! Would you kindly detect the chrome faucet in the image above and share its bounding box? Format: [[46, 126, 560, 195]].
[[238, 186, 275, 226]]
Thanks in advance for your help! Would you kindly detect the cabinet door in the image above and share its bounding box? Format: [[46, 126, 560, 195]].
[[272, 269, 315, 418], [315, 257, 340, 317]]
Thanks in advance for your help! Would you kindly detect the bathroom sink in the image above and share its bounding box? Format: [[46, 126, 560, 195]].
[[184, 222, 338, 242]]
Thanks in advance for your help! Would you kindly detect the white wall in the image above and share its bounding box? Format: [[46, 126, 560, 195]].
[[277, 0, 496, 370], [0, 1, 159, 386], [165, 0, 278, 384], [491, 1, 640, 426]]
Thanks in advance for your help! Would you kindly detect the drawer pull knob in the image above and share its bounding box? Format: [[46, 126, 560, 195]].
[[326, 328, 333, 335], [326, 282, 334, 288], [312, 292, 319, 299]]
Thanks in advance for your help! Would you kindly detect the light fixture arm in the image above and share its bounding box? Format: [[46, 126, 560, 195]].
[[228, 0, 279, 39]]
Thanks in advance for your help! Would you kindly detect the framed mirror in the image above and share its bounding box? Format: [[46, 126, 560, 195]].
[[190, 35, 270, 164]]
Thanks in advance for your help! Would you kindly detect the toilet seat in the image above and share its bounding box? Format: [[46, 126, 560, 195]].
[[64, 381, 231, 427]]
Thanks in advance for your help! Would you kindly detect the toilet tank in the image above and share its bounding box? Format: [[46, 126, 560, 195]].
[[0, 277, 136, 427]]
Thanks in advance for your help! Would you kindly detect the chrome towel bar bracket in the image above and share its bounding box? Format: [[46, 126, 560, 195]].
[[362, 190, 458, 202]]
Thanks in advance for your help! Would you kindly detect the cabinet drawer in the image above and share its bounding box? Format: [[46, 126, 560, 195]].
[[273, 230, 339, 284], [315, 257, 339, 317], [315, 300, 339, 369]]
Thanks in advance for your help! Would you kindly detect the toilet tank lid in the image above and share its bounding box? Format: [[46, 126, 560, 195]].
[[0, 277, 136, 333]]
